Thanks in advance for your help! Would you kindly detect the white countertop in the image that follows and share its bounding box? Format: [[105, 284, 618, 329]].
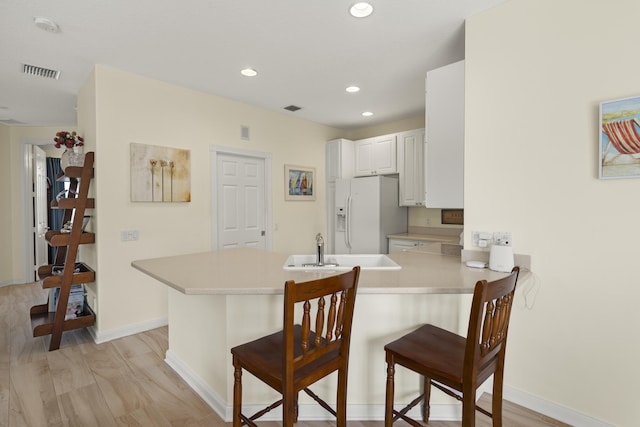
[[131, 247, 513, 295]]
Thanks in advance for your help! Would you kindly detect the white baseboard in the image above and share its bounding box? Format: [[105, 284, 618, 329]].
[[503, 385, 612, 427], [165, 351, 612, 425], [92, 316, 168, 344], [165, 350, 460, 422], [165, 350, 229, 418]]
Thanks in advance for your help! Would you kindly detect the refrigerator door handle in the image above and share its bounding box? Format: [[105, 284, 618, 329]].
[[345, 195, 352, 249]]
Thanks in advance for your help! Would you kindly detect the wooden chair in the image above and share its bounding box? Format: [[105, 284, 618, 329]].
[[231, 266, 360, 427], [384, 266, 520, 427]]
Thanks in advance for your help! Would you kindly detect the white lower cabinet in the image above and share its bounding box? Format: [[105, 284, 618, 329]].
[[388, 238, 423, 254]]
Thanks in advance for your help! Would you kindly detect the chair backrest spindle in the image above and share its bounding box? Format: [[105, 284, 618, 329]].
[[285, 268, 360, 369], [467, 267, 519, 364], [314, 296, 325, 347]]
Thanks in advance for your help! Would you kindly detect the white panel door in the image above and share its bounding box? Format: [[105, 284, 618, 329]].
[[34, 146, 48, 272], [217, 153, 266, 249]]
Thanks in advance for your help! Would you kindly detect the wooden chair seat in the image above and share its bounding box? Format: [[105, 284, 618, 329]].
[[231, 325, 339, 392], [385, 324, 466, 387], [384, 267, 520, 427]]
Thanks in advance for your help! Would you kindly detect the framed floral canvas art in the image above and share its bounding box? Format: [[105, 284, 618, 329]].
[[130, 143, 191, 202]]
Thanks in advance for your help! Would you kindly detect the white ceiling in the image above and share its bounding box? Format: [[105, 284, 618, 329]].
[[0, 0, 506, 130]]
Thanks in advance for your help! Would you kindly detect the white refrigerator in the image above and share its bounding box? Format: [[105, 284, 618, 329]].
[[335, 175, 407, 254]]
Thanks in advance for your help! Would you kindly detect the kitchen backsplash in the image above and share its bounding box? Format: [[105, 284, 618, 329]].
[[408, 207, 464, 230]]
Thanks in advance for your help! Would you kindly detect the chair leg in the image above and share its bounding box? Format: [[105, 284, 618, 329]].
[[336, 368, 348, 427], [283, 386, 296, 427], [492, 369, 504, 427], [232, 359, 242, 427], [422, 376, 432, 422], [461, 387, 476, 427], [384, 355, 395, 427]]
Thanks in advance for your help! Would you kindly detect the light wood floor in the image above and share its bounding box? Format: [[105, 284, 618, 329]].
[[1, 282, 569, 426]]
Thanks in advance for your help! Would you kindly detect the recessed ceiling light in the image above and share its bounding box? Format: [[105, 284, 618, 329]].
[[345, 86, 360, 93], [362, 111, 373, 117], [350, 2, 374, 18], [240, 68, 257, 77], [33, 16, 60, 33]]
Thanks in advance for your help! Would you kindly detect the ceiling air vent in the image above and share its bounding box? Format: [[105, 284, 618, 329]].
[[23, 63, 60, 80], [284, 105, 301, 112]]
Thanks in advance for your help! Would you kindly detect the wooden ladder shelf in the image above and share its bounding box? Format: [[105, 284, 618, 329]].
[[30, 151, 96, 351]]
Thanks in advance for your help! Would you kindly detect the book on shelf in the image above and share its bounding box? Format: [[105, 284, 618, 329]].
[[66, 286, 86, 320], [48, 284, 86, 319], [51, 263, 82, 275]]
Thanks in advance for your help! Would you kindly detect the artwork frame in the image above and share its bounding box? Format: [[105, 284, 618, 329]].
[[130, 142, 191, 202], [285, 164, 315, 201], [599, 95, 640, 179]]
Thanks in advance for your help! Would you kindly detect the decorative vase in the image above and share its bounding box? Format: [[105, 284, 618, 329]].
[[60, 149, 71, 171], [68, 145, 85, 167]]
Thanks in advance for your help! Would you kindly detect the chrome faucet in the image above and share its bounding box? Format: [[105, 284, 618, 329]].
[[316, 233, 325, 266]]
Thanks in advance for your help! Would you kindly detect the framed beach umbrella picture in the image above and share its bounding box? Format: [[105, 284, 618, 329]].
[[599, 95, 640, 179]]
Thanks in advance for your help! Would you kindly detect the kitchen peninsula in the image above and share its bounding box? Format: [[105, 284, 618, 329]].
[[131, 247, 519, 421]]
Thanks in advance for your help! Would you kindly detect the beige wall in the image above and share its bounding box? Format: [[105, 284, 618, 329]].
[[466, 0, 639, 424], [345, 114, 425, 140], [81, 65, 347, 334], [0, 125, 11, 284]]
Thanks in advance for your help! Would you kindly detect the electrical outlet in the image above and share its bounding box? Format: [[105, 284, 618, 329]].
[[471, 231, 493, 247], [120, 229, 139, 241], [493, 232, 512, 246]]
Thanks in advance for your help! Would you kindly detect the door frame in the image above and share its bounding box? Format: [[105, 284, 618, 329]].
[[209, 145, 273, 251], [20, 139, 53, 282]]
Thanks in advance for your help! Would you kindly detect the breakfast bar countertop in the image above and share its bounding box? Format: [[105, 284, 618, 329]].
[[131, 247, 511, 296]]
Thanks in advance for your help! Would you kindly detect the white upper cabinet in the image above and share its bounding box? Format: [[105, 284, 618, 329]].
[[326, 138, 354, 183], [397, 129, 425, 206], [354, 134, 397, 176], [425, 60, 464, 209]]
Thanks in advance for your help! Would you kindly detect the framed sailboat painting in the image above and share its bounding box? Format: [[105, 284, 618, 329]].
[[599, 95, 640, 179], [285, 164, 315, 201]]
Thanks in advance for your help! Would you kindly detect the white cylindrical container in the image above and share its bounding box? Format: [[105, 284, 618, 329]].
[[489, 245, 514, 272]]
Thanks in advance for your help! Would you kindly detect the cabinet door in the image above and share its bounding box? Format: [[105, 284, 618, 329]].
[[326, 138, 354, 183], [425, 60, 464, 208], [354, 138, 374, 176], [373, 134, 397, 175], [388, 238, 420, 254], [397, 129, 425, 206], [354, 135, 397, 176]]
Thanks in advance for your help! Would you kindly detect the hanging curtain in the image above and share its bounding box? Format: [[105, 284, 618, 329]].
[[46, 157, 64, 263]]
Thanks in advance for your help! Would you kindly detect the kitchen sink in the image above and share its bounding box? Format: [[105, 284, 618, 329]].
[[283, 254, 401, 271]]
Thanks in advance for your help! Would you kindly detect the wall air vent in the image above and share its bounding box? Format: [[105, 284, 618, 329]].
[[23, 63, 60, 80], [284, 105, 301, 112]]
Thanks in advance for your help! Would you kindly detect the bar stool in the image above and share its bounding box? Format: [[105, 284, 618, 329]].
[[384, 267, 520, 427], [231, 266, 360, 427]]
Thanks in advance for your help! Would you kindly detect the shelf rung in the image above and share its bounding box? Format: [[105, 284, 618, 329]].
[[45, 231, 95, 247], [30, 304, 96, 338], [52, 198, 95, 209]]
